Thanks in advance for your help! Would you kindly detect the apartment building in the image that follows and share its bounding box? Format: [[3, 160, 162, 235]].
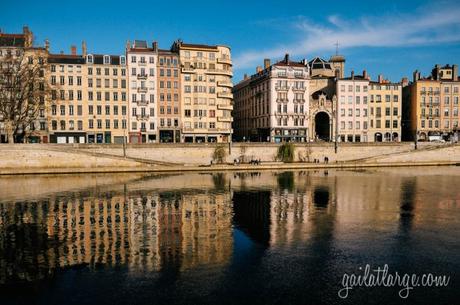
[[157, 49, 181, 142], [86, 52, 128, 144], [171, 40, 233, 143], [368, 75, 402, 142], [404, 64, 459, 141], [126, 40, 158, 143], [48, 46, 87, 143], [0, 26, 49, 143], [336, 72, 370, 142], [233, 54, 310, 142]]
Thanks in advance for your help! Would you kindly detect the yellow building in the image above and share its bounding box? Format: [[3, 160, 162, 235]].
[[405, 65, 459, 141], [368, 75, 402, 142], [171, 40, 233, 143], [85, 52, 128, 144], [48, 47, 88, 143]]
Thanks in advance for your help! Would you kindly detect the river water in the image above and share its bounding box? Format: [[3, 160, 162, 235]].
[[0, 168, 459, 305]]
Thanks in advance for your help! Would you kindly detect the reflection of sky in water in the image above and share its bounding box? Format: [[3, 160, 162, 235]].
[[0, 168, 459, 305]]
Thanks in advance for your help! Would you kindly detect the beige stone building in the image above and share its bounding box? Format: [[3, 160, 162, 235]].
[[233, 55, 310, 142], [85, 52, 128, 144], [48, 46, 88, 143], [171, 40, 233, 143], [0, 26, 49, 143], [126, 40, 158, 143], [157, 49, 181, 142], [404, 64, 459, 141], [368, 75, 402, 142]]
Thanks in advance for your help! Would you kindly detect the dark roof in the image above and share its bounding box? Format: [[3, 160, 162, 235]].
[[180, 43, 218, 50], [49, 54, 85, 64], [308, 57, 332, 70], [90, 54, 123, 65], [340, 75, 368, 81], [0, 34, 26, 47], [274, 60, 306, 68]]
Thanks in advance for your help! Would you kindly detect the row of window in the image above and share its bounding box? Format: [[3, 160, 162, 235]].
[[51, 90, 128, 102], [87, 55, 126, 65], [340, 121, 369, 130], [276, 104, 306, 113], [340, 96, 369, 104], [421, 108, 459, 116], [184, 109, 215, 118], [51, 105, 127, 116], [340, 84, 369, 93], [51, 119, 127, 130], [182, 121, 217, 129], [420, 120, 459, 129], [421, 86, 459, 93], [184, 74, 216, 82], [421, 96, 459, 105], [276, 118, 306, 126]]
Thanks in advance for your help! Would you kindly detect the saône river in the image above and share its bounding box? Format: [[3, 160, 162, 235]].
[[0, 168, 459, 305]]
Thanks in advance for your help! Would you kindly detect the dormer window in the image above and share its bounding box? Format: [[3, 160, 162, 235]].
[[87, 54, 93, 64], [104, 55, 110, 64], [120, 56, 126, 65]]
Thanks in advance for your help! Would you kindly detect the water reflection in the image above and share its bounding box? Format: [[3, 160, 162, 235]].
[[0, 168, 459, 304]]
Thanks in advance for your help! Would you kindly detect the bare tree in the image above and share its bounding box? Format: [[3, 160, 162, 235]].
[[0, 50, 48, 143]]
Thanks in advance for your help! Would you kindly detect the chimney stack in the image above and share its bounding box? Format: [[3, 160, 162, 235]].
[[351, 70, 354, 79], [378, 74, 384, 83], [45, 39, 50, 52], [153, 41, 158, 51], [244, 73, 248, 80], [71, 45, 77, 55], [363, 70, 368, 80], [256, 66, 262, 73], [453, 64, 458, 81], [264, 58, 271, 69], [401, 77, 409, 87], [82, 41, 87, 57], [413, 70, 420, 82], [284, 53, 289, 64]]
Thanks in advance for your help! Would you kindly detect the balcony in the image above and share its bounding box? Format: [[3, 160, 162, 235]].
[[293, 99, 306, 103], [137, 74, 147, 80], [137, 87, 148, 93], [276, 98, 288, 103], [138, 61, 147, 66], [136, 100, 149, 106], [140, 127, 147, 132], [217, 56, 232, 65], [181, 67, 196, 73], [206, 68, 233, 76], [292, 86, 306, 92], [218, 116, 233, 122], [275, 86, 289, 91], [136, 114, 150, 120], [217, 103, 233, 111], [217, 81, 233, 88], [217, 91, 233, 99]]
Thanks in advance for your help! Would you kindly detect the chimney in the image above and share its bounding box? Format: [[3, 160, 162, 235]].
[[413, 70, 419, 82], [23, 26, 33, 47], [378, 74, 384, 83], [60, 50, 64, 55], [453, 64, 458, 81], [401, 77, 409, 87], [244, 73, 248, 80], [82, 41, 87, 57], [284, 53, 289, 64], [256, 66, 262, 73], [45, 39, 50, 52], [71, 45, 77, 55], [264, 58, 271, 69], [351, 70, 354, 79], [363, 70, 368, 80], [153, 41, 158, 51]]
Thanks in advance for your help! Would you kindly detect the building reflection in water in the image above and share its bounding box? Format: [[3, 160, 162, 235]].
[[0, 184, 233, 284]]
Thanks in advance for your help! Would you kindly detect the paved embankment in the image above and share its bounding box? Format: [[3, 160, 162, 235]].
[[0, 143, 458, 175]]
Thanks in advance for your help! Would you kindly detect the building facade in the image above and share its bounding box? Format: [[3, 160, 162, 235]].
[[126, 40, 158, 143], [157, 49, 181, 142], [48, 47, 87, 143], [336, 72, 370, 142], [368, 76, 402, 142], [172, 41, 233, 143], [85, 53, 128, 144], [404, 65, 459, 141], [233, 54, 310, 142]]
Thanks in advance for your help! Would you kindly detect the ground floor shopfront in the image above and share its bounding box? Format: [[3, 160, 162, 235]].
[[49, 132, 126, 144]]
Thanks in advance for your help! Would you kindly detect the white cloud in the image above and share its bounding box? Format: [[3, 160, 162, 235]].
[[234, 4, 460, 70]]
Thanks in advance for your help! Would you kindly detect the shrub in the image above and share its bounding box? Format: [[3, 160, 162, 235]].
[[212, 145, 227, 164], [276, 142, 295, 163]]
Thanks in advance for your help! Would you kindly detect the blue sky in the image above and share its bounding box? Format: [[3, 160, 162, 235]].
[[2, 0, 460, 82]]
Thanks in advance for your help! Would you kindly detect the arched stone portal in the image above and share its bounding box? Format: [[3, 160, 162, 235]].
[[315, 112, 330, 141]]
